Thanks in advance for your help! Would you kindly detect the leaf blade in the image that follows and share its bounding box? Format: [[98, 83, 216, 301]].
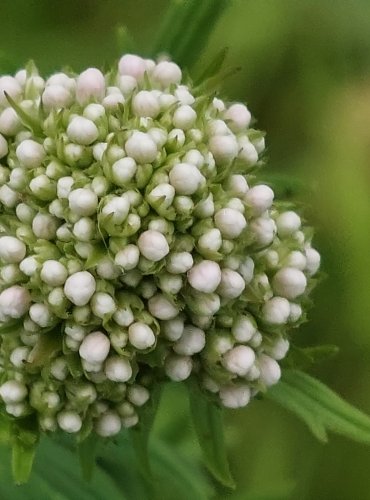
[[188, 380, 235, 489], [267, 369, 370, 444]]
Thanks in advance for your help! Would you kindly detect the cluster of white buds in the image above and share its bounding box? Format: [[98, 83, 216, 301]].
[[0, 54, 320, 437]]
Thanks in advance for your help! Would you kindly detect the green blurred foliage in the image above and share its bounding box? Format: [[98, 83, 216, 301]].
[[1, 0, 370, 498]]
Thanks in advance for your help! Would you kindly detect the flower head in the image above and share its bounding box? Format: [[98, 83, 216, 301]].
[[0, 54, 320, 438]]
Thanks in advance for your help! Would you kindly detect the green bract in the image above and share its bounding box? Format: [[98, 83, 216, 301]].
[[0, 54, 320, 438]]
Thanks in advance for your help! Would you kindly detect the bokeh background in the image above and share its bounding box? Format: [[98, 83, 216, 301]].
[[1, 1, 370, 498]]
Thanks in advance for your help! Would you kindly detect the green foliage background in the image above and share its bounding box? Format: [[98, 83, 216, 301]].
[[1, 1, 370, 498]]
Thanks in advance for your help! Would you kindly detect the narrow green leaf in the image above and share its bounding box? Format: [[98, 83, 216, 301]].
[[195, 47, 229, 84], [267, 369, 370, 444], [285, 344, 339, 370], [12, 438, 37, 485], [188, 380, 235, 489], [129, 385, 162, 479], [78, 434, 100, 481]]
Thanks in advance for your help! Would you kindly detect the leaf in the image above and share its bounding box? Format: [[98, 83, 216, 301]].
[[267, 369, 370, 444], [195, 47, 229, 84], [151, 0, 230, 70], [11, 437, 37, 485], [284, 344, 339, 370], [187, 380, 235, 489], [129, 385, 162, 479], [78, 434, 100, 481]]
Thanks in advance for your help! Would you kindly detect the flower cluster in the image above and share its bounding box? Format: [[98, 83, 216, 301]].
[[0, 54, 320, 437]]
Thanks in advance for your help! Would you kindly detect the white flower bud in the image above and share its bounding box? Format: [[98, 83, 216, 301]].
[[0, 380, 27, 403], [32, 213, 59, 239], [232, 314, 257, 342], [209, 135, 238, 164], [238, 136, 258, 165], [114, 244, 139, 270], [262, 297, 290, 325], [95, 258, 118, 280], [68, 188, 98, 216], [57, 411, 82, 433], [1, 264, 21, 284], [148, 183, 175, 208], [266, 337, 290, 360], [122, 414, 139, 428], [188, 260, 221, 293], [148, 293, 179, 320], [162, 316, 184, 341], [10, 346, 29, 368], [169, 163, 204, 195], [173, 325, 205, 355], [29, 303, 53, 327], [158, 273, 182, 294], [227, 174, 249, 198], [42, 85, 72, 110], [0, 236, 26, 263], [16, 139, 45, 168], [128, 322, 156, 350], [272, 267, 307, 299], [6, 403, 27, 418], [218, 269, 245, 299], [138, 230, 169, 262], [0, 107, 22, 136], [16, 203, 35, 223], [125, 131, 157, 163], [167, 128, 185, 147], [258, 354, 281, 386], [83, 103, 105, 121], [127, 385, 150, 406], [48, 287, 66, 308], [0, 76, 22, 105], [289, 302, 302, 322], [198, 228, 222, 253], [173, 105, 196, 130], [250, 217, 276, 247], [224, 103, 251, 131], [0, 133, 8, 158], [244, 185, 274, 215], [95, 411, 122, 437], [101, 196, 130, 225], [276, 211, 301, 237], [91, 292, 116, 318], [219, 385, 251, 408], [104, 356, 132, 382], [118, 75, 137, 95], [119, 54, 146, 79], [165, 354, 192, 381], [8, 167, 27, 190], [0, 286, 31, 318], [46, 72, 75, 91], [111, 157, 137, 186], [50, 358, 68, 381], [72, 217, 95, 241], [222, 345, 255, 376], [305, 247, 320, 276], [64, 271, 96, 306], [40, 260, 68, 286], [0, 185, 18, 207], [214, 208, 247, 239], [57, 176, 74, 199], [166, 252, 193, 274], [152, 61, 182, 87], [174, 85, 195, 105], [132, 90, 160, 118], [79, 331, 110, 363], [76, 68, 105, 104], [282, 250, 306, 270], [67, 116, 99, 145]]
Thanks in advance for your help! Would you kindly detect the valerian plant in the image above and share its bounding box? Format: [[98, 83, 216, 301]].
[[0, 1, 370, 497]]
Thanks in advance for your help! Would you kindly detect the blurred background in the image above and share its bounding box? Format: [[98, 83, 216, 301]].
[[1, 1, 370, 498]]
